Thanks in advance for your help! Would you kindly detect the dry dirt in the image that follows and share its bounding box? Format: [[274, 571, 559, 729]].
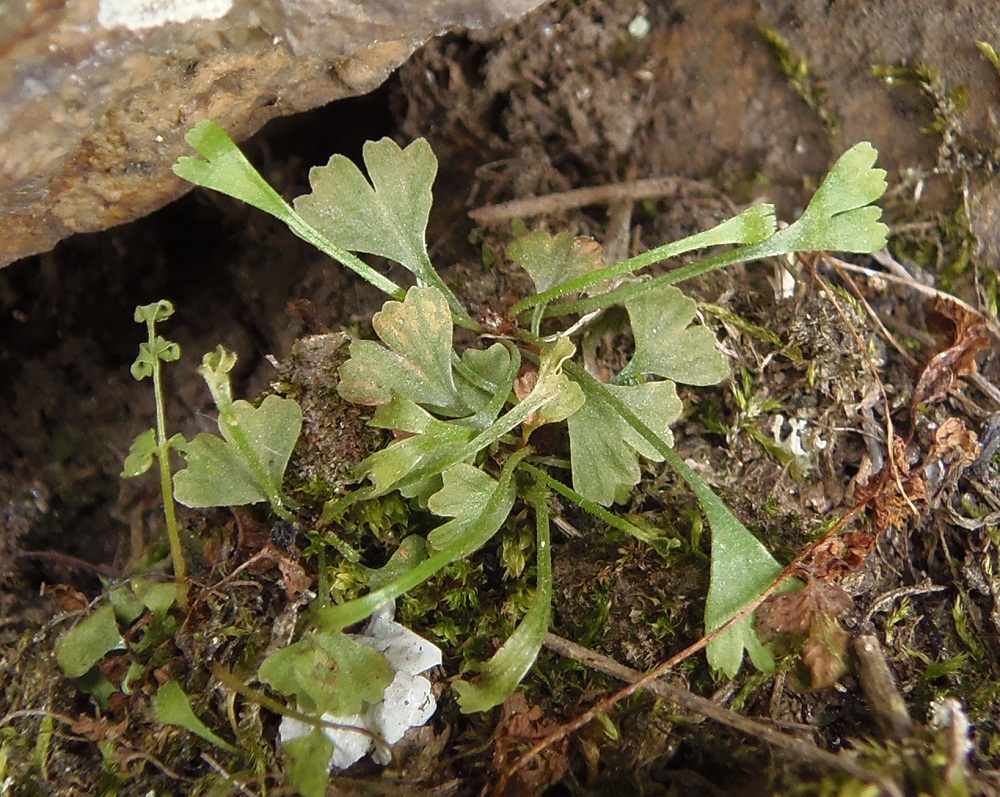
[[2, 1, 1000, 795]]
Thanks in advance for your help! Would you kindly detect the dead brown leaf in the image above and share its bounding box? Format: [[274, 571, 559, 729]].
[[514, 369, 545, 429], [513, 370, 537, 402], [757, 579, 853, 690], [70, 716, 126, 742], [914, 298, 991, 411], [490, 693, 569, 797], [924, 417, 980, 486], [276, 554, 312, 601], [42, 583, 90, 612], [854, 438, 926, 533], [757, 579, 854, 638], [799, 618, 850, 690], [808, 531, 877, 581], [231, 507, 272, 552]]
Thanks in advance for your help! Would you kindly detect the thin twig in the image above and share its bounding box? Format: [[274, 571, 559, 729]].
[[968, 372, 1000, 410], [544, 633, 905, 797], [469, 175, 718, 224], [0, 709, 87, 731], [118, 748, 192, 782], [854, 634, 914, 741], [203, 546, 277, 595]]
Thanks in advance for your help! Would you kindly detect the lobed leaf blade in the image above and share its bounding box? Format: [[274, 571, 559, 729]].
[[425, 463, 504, 550], [338, 287, 464, 415], [295, 138, 437, 277], [122, 429, 157, 478], [507, 230, 604, 294], [359, 396, 477, 498], [565, 362, 784, 675], [624, 285, 730, 386], [173, 120, 405, 300], [750, 141, 889, 256], [173, 120, 297, 222], [55, 604, 124, 678], [567, 380, 682, 506], [659, 438, 784, 676], [282, 729, 335, 797], [173, 394, 301, 509], [258, 631, 393, 718], [173, 431, 265, 507]]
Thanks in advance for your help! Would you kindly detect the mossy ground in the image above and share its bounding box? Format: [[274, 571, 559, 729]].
[[3, 1, 1000, 795]]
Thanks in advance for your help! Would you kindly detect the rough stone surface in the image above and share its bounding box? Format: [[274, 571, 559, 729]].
[[0, 0, 550, 267]]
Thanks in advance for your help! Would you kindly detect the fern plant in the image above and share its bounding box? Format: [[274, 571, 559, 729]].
[[171, 120, 887, 786]]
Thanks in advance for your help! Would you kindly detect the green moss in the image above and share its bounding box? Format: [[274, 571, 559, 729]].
[[760, 26, 838, 129]]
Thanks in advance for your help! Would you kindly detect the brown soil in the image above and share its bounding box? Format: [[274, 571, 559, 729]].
[[3, 1, 1000, 795]]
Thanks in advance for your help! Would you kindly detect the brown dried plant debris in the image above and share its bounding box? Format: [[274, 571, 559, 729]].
[[756, 417, 979, 689], [914, 297, 993, 416], [923, 417, 981, 499], [851, 300, 986, 535], [756, 576, 855, 690], [808, 531, 879, 582], [755, 289, 991, 691], [853, 437, 927, 535], [490, 693, 570, 797]]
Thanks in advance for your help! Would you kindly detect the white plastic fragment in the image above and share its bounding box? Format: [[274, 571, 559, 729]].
[[360, 603, 443, 676], [278, 602, 442, 770], [368, 671, 437, 763], [280, 714, 371, 771]]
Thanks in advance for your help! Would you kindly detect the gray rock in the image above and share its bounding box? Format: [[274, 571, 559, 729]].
[[0, 0, 549, 267]]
